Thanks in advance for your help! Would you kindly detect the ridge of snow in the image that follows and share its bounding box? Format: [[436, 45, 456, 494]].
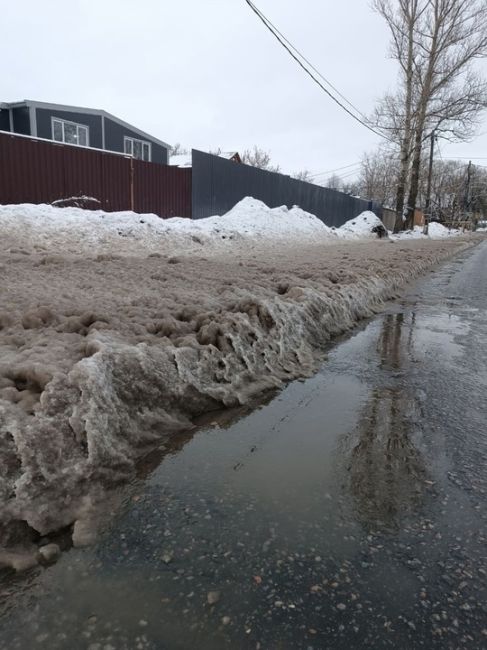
[[0, 196, 473, 558], [0, 198, 463, 260], [0, 235, 472, 555]]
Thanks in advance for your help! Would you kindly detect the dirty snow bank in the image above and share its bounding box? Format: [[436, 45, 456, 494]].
[[0, 203, 475, 562]]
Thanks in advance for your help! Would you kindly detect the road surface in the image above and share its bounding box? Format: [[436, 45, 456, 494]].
[[1, 240, 486, 649]]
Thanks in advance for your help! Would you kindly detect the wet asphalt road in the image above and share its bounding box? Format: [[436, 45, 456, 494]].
[[1, 240, 487, 649]]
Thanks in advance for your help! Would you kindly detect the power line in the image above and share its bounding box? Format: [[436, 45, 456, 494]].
[[244, 2, 370, 123], [315, 166, 362, 180], [243, 0, 392, 143], [314, 168, 362, 186], [442, 156, 487, 160], [434, 149, 487, 169], [309, 161, 363, 178], [336, 167, 362, 179]]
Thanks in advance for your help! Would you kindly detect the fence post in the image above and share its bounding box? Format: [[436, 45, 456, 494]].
[[130, 157, 135, 212]]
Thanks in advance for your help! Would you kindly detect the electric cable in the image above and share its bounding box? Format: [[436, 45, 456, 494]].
[[244, 0, 393, 143]]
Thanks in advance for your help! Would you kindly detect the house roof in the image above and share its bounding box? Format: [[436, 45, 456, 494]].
[[1, 99, 171, 149], [170, 153, 192, 168], [170, 151, 241, 168], [219, 151, 241, 161]]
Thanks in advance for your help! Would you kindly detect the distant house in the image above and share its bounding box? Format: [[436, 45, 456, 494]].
[[170, 150, 242, 168], [219, 151, 242, 164], [0, 99, 170, 165]]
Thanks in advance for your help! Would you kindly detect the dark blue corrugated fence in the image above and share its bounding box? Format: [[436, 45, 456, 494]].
[[191, 149, 382, 227]]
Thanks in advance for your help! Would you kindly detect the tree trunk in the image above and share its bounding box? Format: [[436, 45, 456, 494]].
[[405, 0, 440, 230], [405, 120, 425, 229], [393, 0, 417, 232], [395, 143, 409, 231]]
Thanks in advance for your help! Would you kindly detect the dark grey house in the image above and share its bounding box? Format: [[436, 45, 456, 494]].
[[0, 99, 170, 164]]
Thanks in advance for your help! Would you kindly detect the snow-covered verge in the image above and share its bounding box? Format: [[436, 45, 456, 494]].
[[0, 198, 338, 258], [0, 200, 477, 567], [0, 199, 453, 261]]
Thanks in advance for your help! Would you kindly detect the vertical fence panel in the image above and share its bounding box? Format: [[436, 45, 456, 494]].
[[101, 152, 132, 212], [0, 132, 192, 218], [62, 145, 104, 204], [133, 161, 192, 218]]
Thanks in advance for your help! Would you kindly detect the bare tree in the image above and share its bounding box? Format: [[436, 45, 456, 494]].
[[420, 158, 467, 220], [326, 174, 344, 191], [241, 146, 281, 172], [414, 157, 487, 221], [358, 149, 399, 206], [469, 165, 487, 218], [342, 180, 361, 196], [292, 169, 314, 182], [373, 0, 426, 228], [170, 143, 189, 156], [374, 0, 487, 229]]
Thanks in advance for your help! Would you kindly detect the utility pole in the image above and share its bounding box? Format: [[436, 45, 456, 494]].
[[464, 160, 472, 215], [424, 130, 436, 234]]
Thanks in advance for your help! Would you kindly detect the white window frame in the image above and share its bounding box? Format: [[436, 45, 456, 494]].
[[124, 136, 151, 162], [51, 117, 90, 147]]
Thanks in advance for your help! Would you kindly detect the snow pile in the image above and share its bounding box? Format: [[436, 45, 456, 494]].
[[0, 199, 470, 260], [194, 197, 335, 241], [391, 223, 462, 241], [334, 211, 385, 239], [427, 222, 460, 238], [0, 199, 385, 259], [0, 202, 212, 257]]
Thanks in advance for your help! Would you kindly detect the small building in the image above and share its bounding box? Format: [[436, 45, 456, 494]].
[[219, 151, 242, 164], [170, 150, 242, 168], [0, 99, 170, 165]]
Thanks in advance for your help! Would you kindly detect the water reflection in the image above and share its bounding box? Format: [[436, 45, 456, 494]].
[[377, 312, 404, 368], [344, 313, 427, 531]]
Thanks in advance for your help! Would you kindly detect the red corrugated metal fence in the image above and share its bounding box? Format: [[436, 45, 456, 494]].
[[0, 131, 192, 218]]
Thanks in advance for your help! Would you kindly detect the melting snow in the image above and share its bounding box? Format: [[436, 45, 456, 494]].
[[0, 198, 464, 259], [333, 211, 384, 238], [0, 197, 473, 561]]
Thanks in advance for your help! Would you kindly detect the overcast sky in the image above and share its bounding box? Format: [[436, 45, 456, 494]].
[[3, 0, 486, 180]]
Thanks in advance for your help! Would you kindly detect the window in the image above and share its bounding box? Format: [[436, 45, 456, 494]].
[[124, 136, 151, 162], [52, 118, 89, 147]]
